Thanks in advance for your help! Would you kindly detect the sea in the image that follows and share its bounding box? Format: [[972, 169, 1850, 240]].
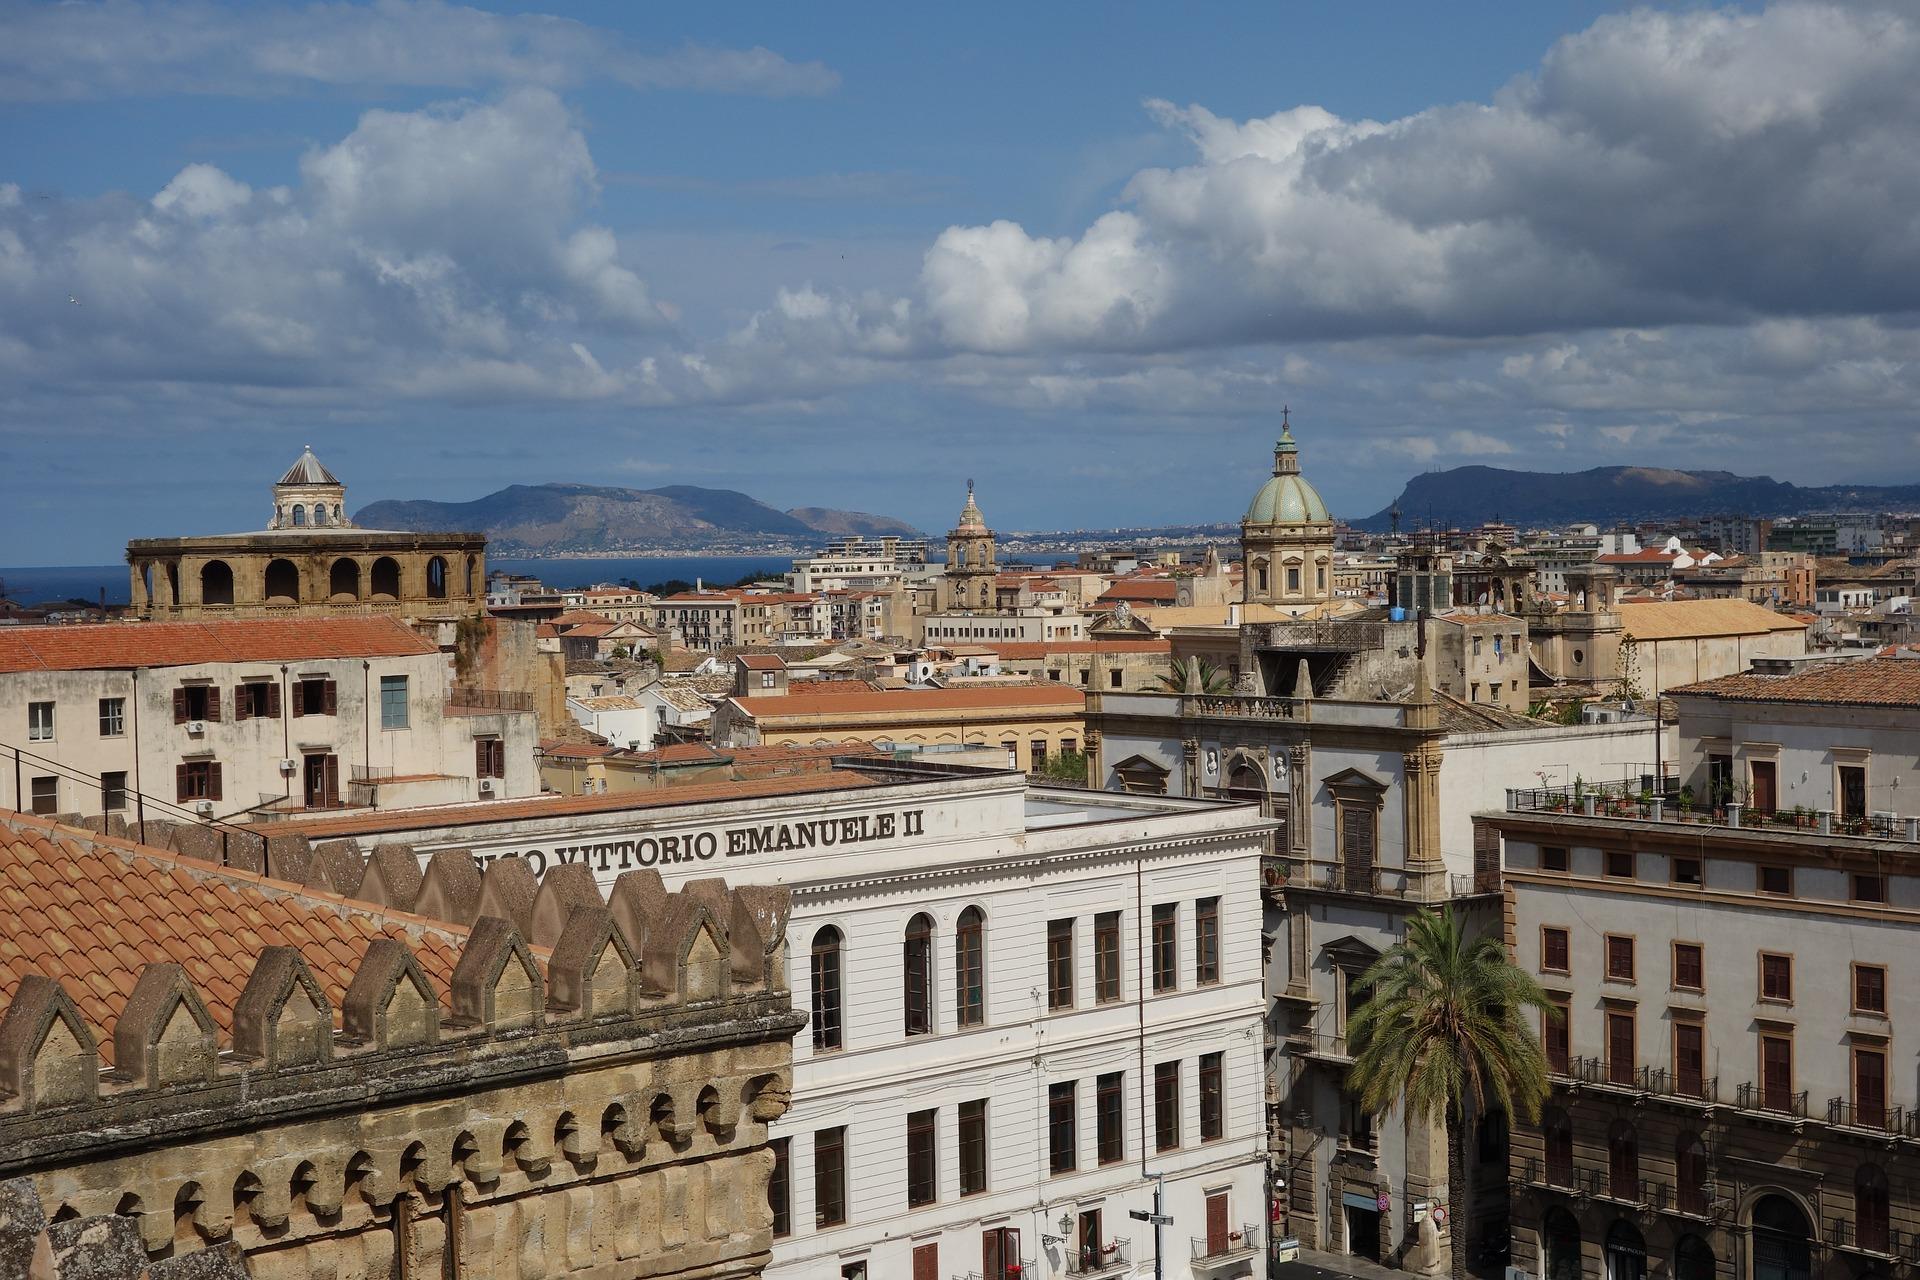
[[1, 553, 1053, 608]]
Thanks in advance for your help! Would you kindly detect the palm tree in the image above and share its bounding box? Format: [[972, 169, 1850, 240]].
[[1154, 656, 1233, 694], [1347, 908, 1555, 1280]]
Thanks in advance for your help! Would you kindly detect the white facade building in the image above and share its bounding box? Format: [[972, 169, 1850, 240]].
[[298, 760, 1274, 1280], [566, 693, 653, 750]]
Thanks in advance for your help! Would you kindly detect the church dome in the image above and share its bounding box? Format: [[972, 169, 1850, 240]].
[[1244, 423, 1331, 524]]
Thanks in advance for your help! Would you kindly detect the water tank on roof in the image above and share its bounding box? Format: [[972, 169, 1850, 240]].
[[1389, 606, 1408, 622]]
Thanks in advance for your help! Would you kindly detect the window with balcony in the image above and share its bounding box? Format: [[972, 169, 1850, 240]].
[[1544, 1111, 1574, 1186], [1857, 1166, 1890, 1254], [1675, 1020, 1706, 1098], [1760, 1031, 1794, 1112], [1608, 1121, 1638, 1200], [1545, 998, 1571, 1074], [1854, 1046, 1888, 1130], [1606, 1009, 1635, 1085]]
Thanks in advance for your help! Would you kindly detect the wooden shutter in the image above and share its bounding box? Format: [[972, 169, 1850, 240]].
[[1676, 1023, 1704, 1096], [322, 680, 338, 716], [1341, 803, 1374, 888], [324, 755, 340, 807], [912, 1243, 937, 1280], [173, 687, 188, 724], [291, 683, 305, 718], [265, 681, 281, 718], [208, 763, 223, 802], [476, 739, 489, 777], [234, 684, 251, 721], [1206, 1191, 1229, 1254], [205, 686, 221, 723], [176, 763, 189, 802]]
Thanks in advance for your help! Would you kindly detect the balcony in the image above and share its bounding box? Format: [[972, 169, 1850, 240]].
[[1183, 693, 1301, 720], [1064, 1241, 1131, 1275], [1507, 780, 1917, 843], [1826, 1098, 1907, 1135], [1736, 1082, 1809, 1121], [1291, 860, 1411, 898], [1192, 1224, 1261, 1265], [1826, 1218, 1901, 1259]]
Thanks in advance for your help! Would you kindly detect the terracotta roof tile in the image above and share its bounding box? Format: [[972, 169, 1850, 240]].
[[731, 685, 1085, 720], [1671, 658, 1920, 707], [1617, 599, 1809, 640], [0, 617, 438, 674]]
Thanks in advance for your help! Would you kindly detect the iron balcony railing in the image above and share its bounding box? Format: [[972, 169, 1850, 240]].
[[1509, 782, 1911, 842], [1191, 1224, 1261, 1263], [1736, 1082, 1809, 1119], [1554, 1058, 1718, 1106], [1064, 1240, 1131, 1275], [1827, 1098, 1905, 1134], [1826, 1218, 1897, 1257]]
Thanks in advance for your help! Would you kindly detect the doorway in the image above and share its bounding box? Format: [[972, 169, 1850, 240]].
[[1751, 759, 1778, 813], [303, 753, 339, 809], [1343, 1195, 1381, 1261]]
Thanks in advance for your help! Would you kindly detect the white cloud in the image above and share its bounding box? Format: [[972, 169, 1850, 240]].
[[0, 0, 838, 101]]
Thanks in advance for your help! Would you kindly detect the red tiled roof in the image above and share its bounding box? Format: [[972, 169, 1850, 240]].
[[732, 685, 1086, 719], [0, 810, 468, 1064], [659, 593, 736, 604], [737, 654, 786, 670], [551, 610, 616, 627], [1096, 580, 1178, 602], [0, 618, 437, 674], [1670, 659, 1920, 706], [984, 640, 1172, 659]]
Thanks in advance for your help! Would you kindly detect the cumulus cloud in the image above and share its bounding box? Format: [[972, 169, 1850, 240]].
[[0, 0, 838, 101]]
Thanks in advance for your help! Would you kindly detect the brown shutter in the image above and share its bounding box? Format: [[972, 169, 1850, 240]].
[[176, 763, 189, 802], [324, 755, 340, 807], [476, 738, 487, 777], [205, 686, 221, 723], [173, 687, 188, 724], [1206, 1192, 1229, 1255], [1341, 803, 1375, 888], [291, 682, 305, 718], [208, 762, 222, 802], [234, 684, 251, 721], [912, 1244, 937, 1280], [323, 680, 338, 716], [265, 681, 281, 718]]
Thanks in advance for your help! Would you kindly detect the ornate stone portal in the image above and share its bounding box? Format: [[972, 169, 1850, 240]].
[[127, 448, 487, 620]]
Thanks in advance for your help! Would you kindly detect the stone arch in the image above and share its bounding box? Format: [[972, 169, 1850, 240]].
[[697, 1084, 731, 1136], [232, 1170, 262, 1230], [650, 1092, 678, 1142], [288, 1162, 318, 1215], [1750, 1192, 1814, 1280], [370, 557, 401, 600], [173, 1181, 205, 1246], [1542, 1206, 1581, 1280], [465, 555, 477, 597], [291, 505, 307, 527], [141, 562, 154, 601], [427, 555, 448, 599], [201, 560, 235, 606], [311, 504, 328, 527], [600, 1103, 636, 1156], [1675, 1129, 1710, 1215], [166, 560, 180, 605], [328, 558, 360, 600], [264, 559, 300, 603], [1674, 1234, 1715, 1280], [1605, 1218, 1647, 1280]]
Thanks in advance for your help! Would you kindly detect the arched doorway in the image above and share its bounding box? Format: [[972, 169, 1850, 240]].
[[201, 560, 234, 606], [1604, 1219, 1646, 1280], [1542, 1207, 1581, 1280], [329, 558, 360, 601], [1673, 1234, 1714, 1280], [1751, 1195, 1812, 1280], [370, 557, 400, 600], [426, 556, 448, 599], [263, 559, 300, 603]]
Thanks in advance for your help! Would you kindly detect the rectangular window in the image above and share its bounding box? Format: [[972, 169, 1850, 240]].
[[814, 1128, 846, 1229], [100, 771, 128, 813], [234, 680, 278, 721], [1093, 911, 1121, 1003], [29, 776, 56, 816], [1605, 850, 1635, 879], [1851, 871, 1888, 904], [294, 678, 335, 717], [1541, 845, 1569, 873], [1046, 919, 1074, 1011], [172, 684, 215, 723], [1151, 903, 1177, 993], [1760, 1032, 1793, 1112], [1545, 998, 1571, 1074], [1760, 953, 1793, 1003], [1541, 927, 1571, 975], [1672, 857, 1703, 887], [1854, 964, 1887, 1015], [958, 1100, 987, 1196], [810, 940, 842, 1052], [475, 738, 506, 779], [1194, 896, 1220, 985], [769, 1138, 791, 1237], [1758, 865, 1793, 897], [1199, 1051, 1224, 1143], [1673, 942, 1704, 992], [379, 675, 409, 730], [1095, 1072, 1124, 1165], [1605, 934, 1635, 982], [907, 1109, 938, 1208], [1606, 1009, 1635, 1085], [1674, 1021, 1706, 1098], [1047, 1081, 1077, 1175], [175, 760, 221, 803], [97, 697, 124, 737], [1154, 1061, 1180, 1151], [1108, 668, 1122, 689], [27, 701, 52, 741]]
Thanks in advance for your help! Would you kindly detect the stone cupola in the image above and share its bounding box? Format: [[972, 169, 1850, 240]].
[[270, 446, 351, 530]]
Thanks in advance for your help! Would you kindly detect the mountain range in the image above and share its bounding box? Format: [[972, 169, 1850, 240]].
[[355, 483, 920, 555], [1357, 466, 1920, 531]]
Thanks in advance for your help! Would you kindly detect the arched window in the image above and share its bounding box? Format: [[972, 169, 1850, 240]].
[[1543, 1108, 1573, 1187], [810, 927, 843, 1051], [465, 556, 476, 596], [1675, 1131, 1709, 1216], [1673, 1235, 1714, 1280], [903, 913, 934, 1036], [291, 505, 306, 527], [1607, 1120, 1638, 1200], [1605, 1219, 1646, 1280], [426, 556, 448, 599], [370, 557, 401, 600], [955, 906, 984, 1027], [1857, 1166, 1890, 1253], [263, 558, 299, 603], [200, 560, 235, 606], [1752, 1194, 1812, 1280], [1542, 1208, 1582, 1280], [329, 558, 360, 600], [311, 504, 328, 527], [332, 504, 342, 523]]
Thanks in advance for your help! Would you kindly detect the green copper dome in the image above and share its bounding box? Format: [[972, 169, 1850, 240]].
[[1244, 423, 1331, 524]]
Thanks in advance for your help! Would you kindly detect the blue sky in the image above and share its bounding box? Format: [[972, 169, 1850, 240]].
[[5, 0, 1920, 563]]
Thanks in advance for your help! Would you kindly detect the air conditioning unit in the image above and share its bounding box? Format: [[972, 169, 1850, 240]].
[[478, 778, 497, 794], [186, 719, 207, 735], [192, 800, 214, 816], [279, 758, 297, 773]]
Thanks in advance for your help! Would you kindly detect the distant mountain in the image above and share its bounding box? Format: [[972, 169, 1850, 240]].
[[1356, 466, 1920, 531], [355, 483, 921, 554]]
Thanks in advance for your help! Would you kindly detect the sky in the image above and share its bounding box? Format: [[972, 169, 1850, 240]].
[[4, 0, 1920, 563]]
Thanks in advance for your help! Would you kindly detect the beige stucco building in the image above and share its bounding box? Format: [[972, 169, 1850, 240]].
[[127, 448, 487, 621]]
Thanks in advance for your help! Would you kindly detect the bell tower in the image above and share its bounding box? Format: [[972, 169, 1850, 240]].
[[940, 480, 997, 612]]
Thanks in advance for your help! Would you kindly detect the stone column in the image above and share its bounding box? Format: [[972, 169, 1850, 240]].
[[1181, 738, 1200, 798], [1288, 743, 1311, 858], [128, 562, 149, 613], [1083, 729, 1102, 789]]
